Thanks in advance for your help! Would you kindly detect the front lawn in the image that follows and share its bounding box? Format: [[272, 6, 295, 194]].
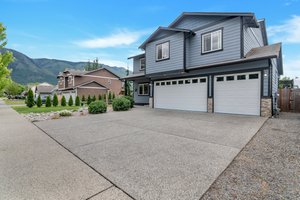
[[4, 99, 25, 105], [12, 106, 80, 114]]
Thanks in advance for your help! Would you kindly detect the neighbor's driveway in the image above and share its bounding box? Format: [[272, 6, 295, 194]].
[[36, 107, 267, 200]]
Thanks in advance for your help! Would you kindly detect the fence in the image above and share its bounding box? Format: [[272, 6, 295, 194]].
[[278, 88, 300, 113]]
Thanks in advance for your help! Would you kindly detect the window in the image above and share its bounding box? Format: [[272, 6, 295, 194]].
[[202, 29, 222, 54], [161, 82, 165, 86], [138, 83, 149, 95], [156, 41, 169, 61], [216, 77, 224, 82], [185, 79, 191, 84], [237, 75, 246, 80], [140, 58, 146, 70], [166, 81, 171, 85], [249, 74, 259, 79], [155, 82, 160, 86], [172, 80, 177, 85], [192, 79, 198, 83], [200, 78, 206, 83], [226, 76, 234, 81], [178, 80, 184, 84]]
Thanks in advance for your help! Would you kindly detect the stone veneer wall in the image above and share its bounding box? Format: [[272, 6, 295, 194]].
[[261, 98, 272, 117], [207, 98, 213, 113]]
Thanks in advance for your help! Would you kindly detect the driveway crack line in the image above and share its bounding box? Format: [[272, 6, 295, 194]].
[[85, 185, 114, 200], [32, 122, 136, 200]]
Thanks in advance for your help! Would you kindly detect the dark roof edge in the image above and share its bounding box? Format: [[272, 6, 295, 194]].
[[127, 53, 145, 59]]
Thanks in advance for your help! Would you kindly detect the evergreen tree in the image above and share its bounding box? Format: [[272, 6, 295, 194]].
[[87, 95, 92, 105], [45, 96, 51, 107], [36, 95, 42, 107], [112, 92, 115, 99], [52, 93, 58, 107], [98, 94, 102, 100], [108, 91, 112, 102], [81, 95, 85, 102], [68, 96, 73, 106], [103, 93, 107, 102], [61, 95, 66, 106], [92, 95, 96, 102], [75, 96, 80, 106], [26, 88, 34, 108]]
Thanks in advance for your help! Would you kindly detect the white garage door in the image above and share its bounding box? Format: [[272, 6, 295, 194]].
[[214, 72, 261, 115], [154, 77, 207, 111]]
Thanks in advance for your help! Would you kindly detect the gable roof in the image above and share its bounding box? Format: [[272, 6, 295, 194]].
[[168, 12, 258, 28], [58, 67, 121, 79], [139, 27, 194, 49], [84, 67, 121, 79], [75, 80, 107, 89], [36, 83, 54, 94]]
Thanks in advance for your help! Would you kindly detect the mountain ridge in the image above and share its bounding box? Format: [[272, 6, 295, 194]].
[[1, 48, 128, 85]]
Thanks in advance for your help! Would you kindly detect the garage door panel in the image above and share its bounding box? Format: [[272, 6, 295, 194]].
[[214, 72, 260, 116], [154, 78, 207, 112]]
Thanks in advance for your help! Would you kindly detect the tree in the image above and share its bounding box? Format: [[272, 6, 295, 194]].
[[68, 96, 73, 106], [103, 93, 107, 103], [84, 58, 101, 71], [26, 88, 34, 108], [112, 92, 115, 99], [108, 91, 112, 103], [87, 95, 92, 105], [52, 93, 58, 107], [0, 23, 14, 91], [75, 96, 80, 106], [81, 95, 85, 102], [61, 95, 66, 106], [92, 95, 96, 102], [45, 96, 51, 107], [98, 94, 102, 100], [4, 81, 23, 97], [36, 95, 42, 107]]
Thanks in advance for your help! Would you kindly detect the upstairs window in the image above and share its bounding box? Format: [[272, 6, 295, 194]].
[[156, 41, 169, 61], [202, 29, 222, 54], [140, 58, 146, 70]]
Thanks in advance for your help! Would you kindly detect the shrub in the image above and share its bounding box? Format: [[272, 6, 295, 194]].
[[81, 95, 85, 102], [36, 95, 42, 107], [112, 93, 115, 99], [61, 95, 66, 106], [98, 94, 102, 100], [68, 96, 73, 106], [108, 91, 112, 102], [87, 95, 92, 105], [53, 93, 58, 107], [103, 93, 106, 101], [45, 96, 51, 107], [59, 110, 72, 117], [88, 100, 107, 114], [26, 89, 34, 108], [92, 95, 96, 102], [75, 96, 80, 106], [112, 97, 131, 111], [123, 96, 134, 108]]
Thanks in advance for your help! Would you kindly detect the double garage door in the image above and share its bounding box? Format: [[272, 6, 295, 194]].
[[154, 72, 261, 115], [154, 77, 207, 112]]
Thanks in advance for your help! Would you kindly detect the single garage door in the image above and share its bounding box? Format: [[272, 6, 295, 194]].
[[154, 77, 207, 111], [214, 72, 261, 115]]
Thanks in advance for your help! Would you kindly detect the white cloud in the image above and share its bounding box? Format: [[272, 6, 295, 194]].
[[283, 57, 300, 78], [268, 15, 300, 43], [75, 29, 149, 48]]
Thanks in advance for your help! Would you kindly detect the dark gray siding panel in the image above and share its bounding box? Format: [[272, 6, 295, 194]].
[[173, 15, 224, 30], [145, 32, 184, 74], [186, 17, 241, 68], [271, 58, 278, 95], [243, 26, 264, 56], [133, 81, 149, 104], [133, 58, 144, 74]]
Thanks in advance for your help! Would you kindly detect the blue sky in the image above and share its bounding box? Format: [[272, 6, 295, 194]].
[[1, 0, 300, 78]]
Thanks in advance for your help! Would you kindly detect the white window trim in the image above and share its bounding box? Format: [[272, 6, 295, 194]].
[[156, 41, 170, 61], [140, 58, 146, 71], [138, 83, 149, 96], [201, 29, 222, 54]]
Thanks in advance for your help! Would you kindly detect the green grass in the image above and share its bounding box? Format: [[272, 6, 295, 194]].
[[4, 99, 25, 105], [12, 105, 80, 114]]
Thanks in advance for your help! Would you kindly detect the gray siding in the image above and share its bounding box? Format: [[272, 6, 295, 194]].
[[186, 17, 241, 68], [133, 57, 144, 74], [172, 15, 224, 30], [243, 25, 264, 56], [133, 81, 149, 104], [145, 32, 184, 74], [271, 58, 279, 109]]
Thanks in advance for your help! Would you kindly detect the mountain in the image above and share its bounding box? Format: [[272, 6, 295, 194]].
[[1, 48, 128, 85]]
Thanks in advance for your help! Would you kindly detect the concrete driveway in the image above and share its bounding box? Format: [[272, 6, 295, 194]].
[[35, 107, 267, 200]]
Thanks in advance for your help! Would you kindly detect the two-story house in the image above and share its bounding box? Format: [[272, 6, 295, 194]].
[[57, 68, 122, 100], [125, 12, 283, 117]]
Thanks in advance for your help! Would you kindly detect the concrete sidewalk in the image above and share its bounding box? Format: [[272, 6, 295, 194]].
[[0, 101, 130, 199]]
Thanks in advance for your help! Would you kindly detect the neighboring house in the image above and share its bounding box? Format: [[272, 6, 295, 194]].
[[34, 82, 55, 102], [125, 12, 283, 117], [57, 68, 122, 100]]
